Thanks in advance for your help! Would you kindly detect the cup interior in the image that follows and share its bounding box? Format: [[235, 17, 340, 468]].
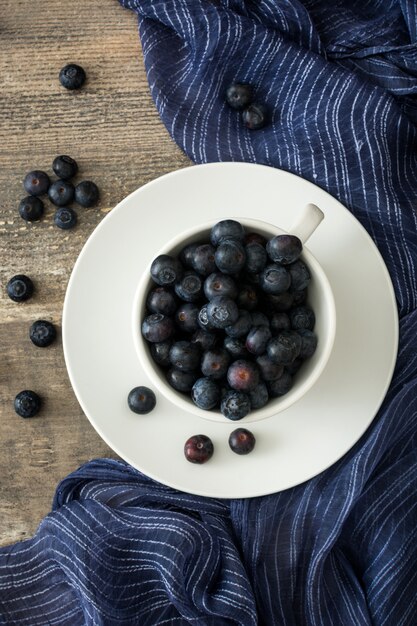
[[132, 218, 336, 423]]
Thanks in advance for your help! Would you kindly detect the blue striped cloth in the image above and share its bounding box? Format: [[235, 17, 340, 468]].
[[2, 1, 417, 624]]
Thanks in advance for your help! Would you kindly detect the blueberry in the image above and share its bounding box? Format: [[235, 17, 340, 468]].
[[201, 348, 231, 380], [184, 434, 214, 464], [166, 368, 198, 393], [262, 291, 294, 314], [48, 180, 75, 206], [260, 264, 291, 294], [267, 370, 293, 397], [244, 271, 261, 286], [270, 312, 291, 333], [288, 260, 311, 291], [204, 272, 238, 300], [225, 83, 254, 110], [249, 382, 269, 410], [14, 390, 41, 418], [150, 341, 172, 367], [228, 427, 256, 454], [245, 242, 267, 273], [242, 103, 268, 130], [141, 313, 174, 343], [29, 320, 56, 347], [191, 329, 218, 351], [290, 306, 315, 330], [128, 386, 156, 414], [298, 329, 318, 358], [224, 336, 250, 360], [237, 285, 259, 311], [179, 243, 200, 268], [225, 309, 252, 338], [54, 207, 77, 230], [291, 288, 307, 306], [191, 378, 221, 410], [245, 232, 267, 246], [266, 235, 302, 265], [221, 390, 251, 420], [250, 311, 270, 327], [151, 255, 183, 287], [52, 155, 78, 179], [23, 170, 50, 196], [246, 325, 272, 356], [19, 196, 44, 222], [146, 287, 177, 316], [207, 296, 239, 329], [75, 181, 99, 208], [59, 63, 86, 90], [286, 357, 303, 375], [267, 331, 302, 365], [191, 244, 217, 276], [227, 359, 259, 392], [256, 355, 284, 381], [197, 304, 215, 330], [169, 341, 200, 372], [174, 272, 203, 302], [175, 302, 200, 334], [210, 219, 245, 245], [215, 239, 246, 275], [7, 275, 34, 302]]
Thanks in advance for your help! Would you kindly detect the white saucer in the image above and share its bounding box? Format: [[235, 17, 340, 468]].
[[62, 163, 398, 498]]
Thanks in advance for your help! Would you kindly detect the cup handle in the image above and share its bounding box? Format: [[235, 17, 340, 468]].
[[288, 203, 324, 244]]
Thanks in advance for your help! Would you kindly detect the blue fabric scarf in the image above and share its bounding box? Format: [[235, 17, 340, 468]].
[[1, 1, 417, 624]]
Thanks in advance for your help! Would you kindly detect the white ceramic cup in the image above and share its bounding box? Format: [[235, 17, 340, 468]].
[[132, 204, 336, 423]]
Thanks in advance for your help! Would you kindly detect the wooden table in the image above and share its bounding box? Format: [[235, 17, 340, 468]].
[[0, 0, 190, 546]]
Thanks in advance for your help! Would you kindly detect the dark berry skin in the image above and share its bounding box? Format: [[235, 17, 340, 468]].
[[191, 329, 218, 351], [237, 285, 258, 311], [260, 264, 291, 294], [249, 383, 269, 410], [270, 312, 291, 333], [75, 181, 99, 207], [127, 386, 156, 414], [290, 306, 315, 331], [7, 275, 34, 302], [52, 155, 78, 179], [184, 434, 214, 464], [225, 309, 252, 338], [23, 170, 50, 196], [225, 83, 254, 110], [150, 341, 172, 368], [191, 244, 217, 276], [267, 370, 293, 397], [197, 304, 215, 331], [291, 288, 307, 306], [267, 331, 302, 365], [204, 272, 238, 301], [215, 239, 246, 275], [262, 291, 294, 314], [201, 348, 231, 380], [221, 390, 251, 420], [141, 313, 174, 343], [245, 232, 267, 246], [228, 427, 256, 454], [223, 336, 250, 360], [166, 368, 198, 393], [288, 260, 311, 291], [14, 390, 41, 418], [169, 341, 201, 372], [286, 357, 303, 375], [246, 325, 272, 356], [210, 219, 245, 245], [245, 242, 267, 273], [266, 235, 302, 265], [151, 255, 183, 287], [179, 243, 200, 268], [207, 296, 239, 329], [54, 207, 77, 230], [175, 272, 203, 302], [242, 103, 268, 130], [146, 287, 177, 316], [59, 63, 86, 90], [298, 329, 318, 358], [256, 355, 284, 382], [175, 303, 200, 334], [250, 311, 269, 327], [48, 180, 75, 206], [29, 320, 56, 347], [19, 196, 44, 222], [191, 378, 221, 410], [227, 359, 259, 392]]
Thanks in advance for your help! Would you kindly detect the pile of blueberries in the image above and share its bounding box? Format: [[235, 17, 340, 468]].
[[19, 155, 99, 230], [225, 82, 268, 130], [141, 219, 318, 428]]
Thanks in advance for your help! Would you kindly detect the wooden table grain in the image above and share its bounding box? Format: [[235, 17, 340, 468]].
[[0, 0, 191, 546]]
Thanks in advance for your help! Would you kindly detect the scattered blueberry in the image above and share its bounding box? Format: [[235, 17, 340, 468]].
[[48, 180, 75, 206], [23, 170, 50, 196], [141, 313, 174, 343], [225, 309, 252, 338], [221, 390, 251, 420], [267, 331, 302, 365], [169, 341, 201, 372], [184, 434, 214, 464], [191, 244, 217, 276], [14, 390, 41, 418], [249, 382, 269, 410], [204, 272, 238, 301], [288, 259, 311, 291], [54, 207, 77, 230], [147, 287, 177, 316], [225, 83, 254, 111], [228, 427, 256, 454], [201, 348, 230, 380], [214, 239, 246, 275], [266, 235, 302, 265], [150, 341, 172, 368], [59, 63, 86, 90], [245, 242, 267, 273], [207, 296, 239, 329], [242, 103, 268, 130], [175, 302, 200, 334], [260, 264, 291, 294], [267, 370, 293, 397], [52, 155, 78, 179], [210, 219, 245, 245], [167, 368, 198, 393], [227, 359, 259, 392], [151, 255, 183, 287], [175, 272, 203, 302], [298, 329, 318, 359], [19, 196, 44, 222], [290, 306, 315, 331], [191, 378, 221, 410], [75, 181, 99, 208], [246, 325, 272, 356], [180, 243, 200, 268], [127, 386, 156, 414], [224, 336, 250, 360], [256, 355, 284, 381], [29, 320, 56, 347], [7, 275, 34, 302]]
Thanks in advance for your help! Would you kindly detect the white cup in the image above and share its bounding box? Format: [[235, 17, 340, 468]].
[[132, 204, 336, 423]]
